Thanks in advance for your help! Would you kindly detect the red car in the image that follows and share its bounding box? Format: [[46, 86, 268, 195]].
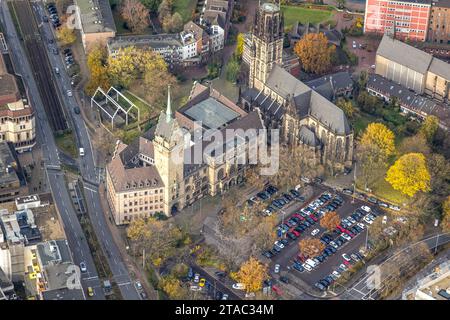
[[297, 253, 307, 262], [292, 229, 301, 237], [272, 285, 283, 295], [337, 225, 346, 233], [310, 215, 318, 222], [285, 221, 293, 227], [343, 259, 352, 267], [293, 213, 301, 219]]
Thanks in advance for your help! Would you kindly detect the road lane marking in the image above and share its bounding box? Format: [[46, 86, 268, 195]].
[[84, 186, 97, 193]]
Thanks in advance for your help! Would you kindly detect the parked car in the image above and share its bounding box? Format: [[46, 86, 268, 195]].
[[194, 273, 200, 283], [379, 202, 389, 208], [272, 285, 283, 296], [315, 282, 326, 291], [341, 233, 352, 241], [293, 262, 304, 272], [302, 263, 313, 272], [343, 188, 353, 195], [332, 270, 341, 279], [363, 216, 374, 225], [311, 228, 320, 236], [279, 276, 289, 284], [389, 205, 401, 211], [274, 241, 284, 249], [73, 106, 80, 114], [367, 197, 378, 204], [232, 283, 246, 290], [361, 205, 371, 213], [351, 253, 360, 262], [342, 253, 351, 262]]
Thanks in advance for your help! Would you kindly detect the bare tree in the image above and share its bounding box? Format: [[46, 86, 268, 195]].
[[121, 0, 150, 34]]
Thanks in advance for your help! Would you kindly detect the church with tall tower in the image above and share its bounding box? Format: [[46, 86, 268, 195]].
[[249, 2, 284, 90], [242, 1, 354, 172]]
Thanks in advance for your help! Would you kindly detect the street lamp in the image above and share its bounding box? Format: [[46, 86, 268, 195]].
[[434, 219, 439, 255], [365, 226, 369, 251]]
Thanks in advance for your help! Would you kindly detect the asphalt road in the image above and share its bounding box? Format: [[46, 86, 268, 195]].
[[0, 0, 103, 300], [341, 232, 450, 300], [190, 264, 241, 300], [30, 1, 141, 300]]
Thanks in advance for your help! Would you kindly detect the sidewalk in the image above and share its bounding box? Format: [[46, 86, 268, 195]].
[[97, 181, 158, 300]]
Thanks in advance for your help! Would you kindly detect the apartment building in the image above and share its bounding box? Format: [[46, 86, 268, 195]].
[[0, 54, 35, 152], [428, 0, 450, 44], [364, 0, 432, 42], [107, 21, 224, 67], [0, 142, 20, 204]]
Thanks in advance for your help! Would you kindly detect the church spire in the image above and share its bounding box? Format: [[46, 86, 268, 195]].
[[166, 85, 172, 123]]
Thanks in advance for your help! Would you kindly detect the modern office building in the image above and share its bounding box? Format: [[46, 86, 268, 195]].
[[364, 0, 432, 42]]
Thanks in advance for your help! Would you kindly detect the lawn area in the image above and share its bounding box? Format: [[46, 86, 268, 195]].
[[351, 111, 379, 137], [281, 5, 335, 29], [368, 177, 411, 206], [122, 90, 162, 120], [55, 131, 77, 158], [173, 0, 197, 23]]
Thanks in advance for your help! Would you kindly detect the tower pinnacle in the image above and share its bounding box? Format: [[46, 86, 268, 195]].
[[166, 85, 172, 123]]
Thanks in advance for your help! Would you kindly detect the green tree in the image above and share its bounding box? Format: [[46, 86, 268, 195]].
[[419, 115, 439, 143], [336, 0, 346, 9], [226, 55, 240, 83], [141, 0, 162, 11], [336, 98, 354, 119], [170, 12, 183, 32]]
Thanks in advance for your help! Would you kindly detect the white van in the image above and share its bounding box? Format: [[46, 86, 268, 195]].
[[79, 148, 85, 157], [305, 259, 317, 269]]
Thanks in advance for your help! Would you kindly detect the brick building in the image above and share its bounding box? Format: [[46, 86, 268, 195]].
[[428, 0, 450, 44], [364, 0, 432, 42]]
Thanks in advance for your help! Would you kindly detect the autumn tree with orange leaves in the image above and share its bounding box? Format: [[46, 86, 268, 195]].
[[320, 211, 341, 231], [235, 257, 268, 293], [299, 238, 326, 258], [121, 0, 150, 34], [294, 33, 336, 74]]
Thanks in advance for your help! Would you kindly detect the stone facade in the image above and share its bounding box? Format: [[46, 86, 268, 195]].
[[242, 2, 354, 171], [249, 2, 284, 90], [106, 85, 264, 224]]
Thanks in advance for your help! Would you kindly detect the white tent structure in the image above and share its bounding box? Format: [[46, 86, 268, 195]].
[[91, 87, 140, 129]]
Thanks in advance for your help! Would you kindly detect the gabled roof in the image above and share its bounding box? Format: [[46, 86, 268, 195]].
[[428, 57, 450, 80], [266, 65, 310, 99], [309, 91, 350, 135], [265, 65, 351, 135], [376, 34, 433, 74], [299, 126, 320, 147]]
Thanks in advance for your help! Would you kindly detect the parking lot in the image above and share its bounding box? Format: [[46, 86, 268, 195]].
[[255, 183, 386, 294]]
